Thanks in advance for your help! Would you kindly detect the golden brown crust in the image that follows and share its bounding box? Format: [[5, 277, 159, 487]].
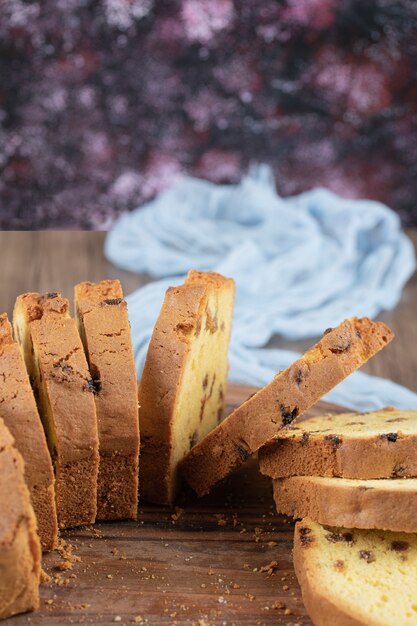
[[180, 317, 394, 496], [259, 408, 417, 479], [0, 313, 58, 550], [13, 292, 99, 529], [138, 270, 235, 505], [74, 280, 139, 520], [0, 418, 41, 619], [274, 476, 417, 532]]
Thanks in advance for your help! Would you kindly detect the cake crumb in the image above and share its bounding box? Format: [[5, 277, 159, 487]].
[[171, 507, 184, 522], [259, 560, 279, 575], [272, 601, 286, 610], [40, 569, 52, 583]]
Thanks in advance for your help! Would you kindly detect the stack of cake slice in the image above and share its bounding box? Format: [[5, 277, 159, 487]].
[[259, 408, 417, 532], [259, 410, 417, 625]]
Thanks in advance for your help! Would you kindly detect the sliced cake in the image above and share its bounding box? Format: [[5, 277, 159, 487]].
[[13, 292, 100, 529], [180, 318, 393, 496], [273, 476, 417, 532], [0, 417, 41, 619], [259, 408, 417, 479], [294, 518, 417, 626], [74, 280, 140, 520], [0, 313, 58, 550], [138, 270, 235, 505]]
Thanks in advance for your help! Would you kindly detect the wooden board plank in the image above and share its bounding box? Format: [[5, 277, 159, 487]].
[[8, 384, 347, 626]]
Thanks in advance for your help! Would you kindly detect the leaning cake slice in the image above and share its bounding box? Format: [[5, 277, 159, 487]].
[[259, 408, 417, 479], [13, 292, 100, 529], [74, 280, 140, 520], [294, 518, 417, 626], [0, 313, 57, 550], [0, 417, 41, 620], [273, 475, 417, 533], [180, 318, 393, 496], [138, 270, 235, 505]]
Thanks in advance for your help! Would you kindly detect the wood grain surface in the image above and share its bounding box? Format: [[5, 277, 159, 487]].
[[1, 230, 416, 392], [7, 384, 346, 626]]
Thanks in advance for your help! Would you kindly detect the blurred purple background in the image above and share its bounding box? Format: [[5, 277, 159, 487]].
[[1, 0, 417, 229]]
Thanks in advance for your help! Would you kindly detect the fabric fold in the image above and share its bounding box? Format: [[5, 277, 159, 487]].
[[105, 168, 417, 411]]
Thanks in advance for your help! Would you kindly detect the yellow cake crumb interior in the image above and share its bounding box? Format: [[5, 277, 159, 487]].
[[172, 285, 234, 477]]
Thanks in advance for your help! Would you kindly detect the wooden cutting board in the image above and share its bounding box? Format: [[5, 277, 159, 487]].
[[10, 384, 347, 626]]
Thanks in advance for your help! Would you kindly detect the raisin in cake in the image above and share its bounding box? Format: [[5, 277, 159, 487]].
[[180, 318, 393, 496], [294, 518, 417, 626], [74, 280, 139, 520], [0, 313, 57, 550], [274, 476, 417, 532], [259, 408, 417, 479], [138, 270, 235, 505], [13, 292, 100, 529], [0, 417, 41, 620]]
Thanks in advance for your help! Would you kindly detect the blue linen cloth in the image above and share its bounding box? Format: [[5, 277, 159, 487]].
[[105, 166, 417, 411]]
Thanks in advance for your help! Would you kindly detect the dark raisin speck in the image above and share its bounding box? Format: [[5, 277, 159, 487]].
[[47, 292, 58, 299], [301, 432, 309, 446], [295, 368, 303, 385], [391, 464, 407, 477], [103, 298, 123, 305], [189, 430, 198, 449], [237, 445, 250, 461], [326, 532, 353, 543], [359, 550, 375, 563], [323, 327, 333, 335], [391, 541, 409, 552], [299, 527, 313, 545], [356, 330, 361, 338], [279, 404, 299, 426], [329, 341, 351, 354], [381, 433, 398, 442], [324, 434, 342, 447], [85, 378, 102, 394]]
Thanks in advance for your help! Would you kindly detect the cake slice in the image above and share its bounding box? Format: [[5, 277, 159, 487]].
[[138, 270, 235, 505], [180, 318, 393, 496], [0, 417, 41, 620], [273, 476, 417, 532], [259, 408, 417, 479], [74, 280, 139, 520], [294, 518, 417, 626], [0, 313, 58, 550], [13, 292, 100, 529]]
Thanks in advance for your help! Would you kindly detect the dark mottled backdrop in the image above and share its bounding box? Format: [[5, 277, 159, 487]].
[[1, 0, 416, 229]]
